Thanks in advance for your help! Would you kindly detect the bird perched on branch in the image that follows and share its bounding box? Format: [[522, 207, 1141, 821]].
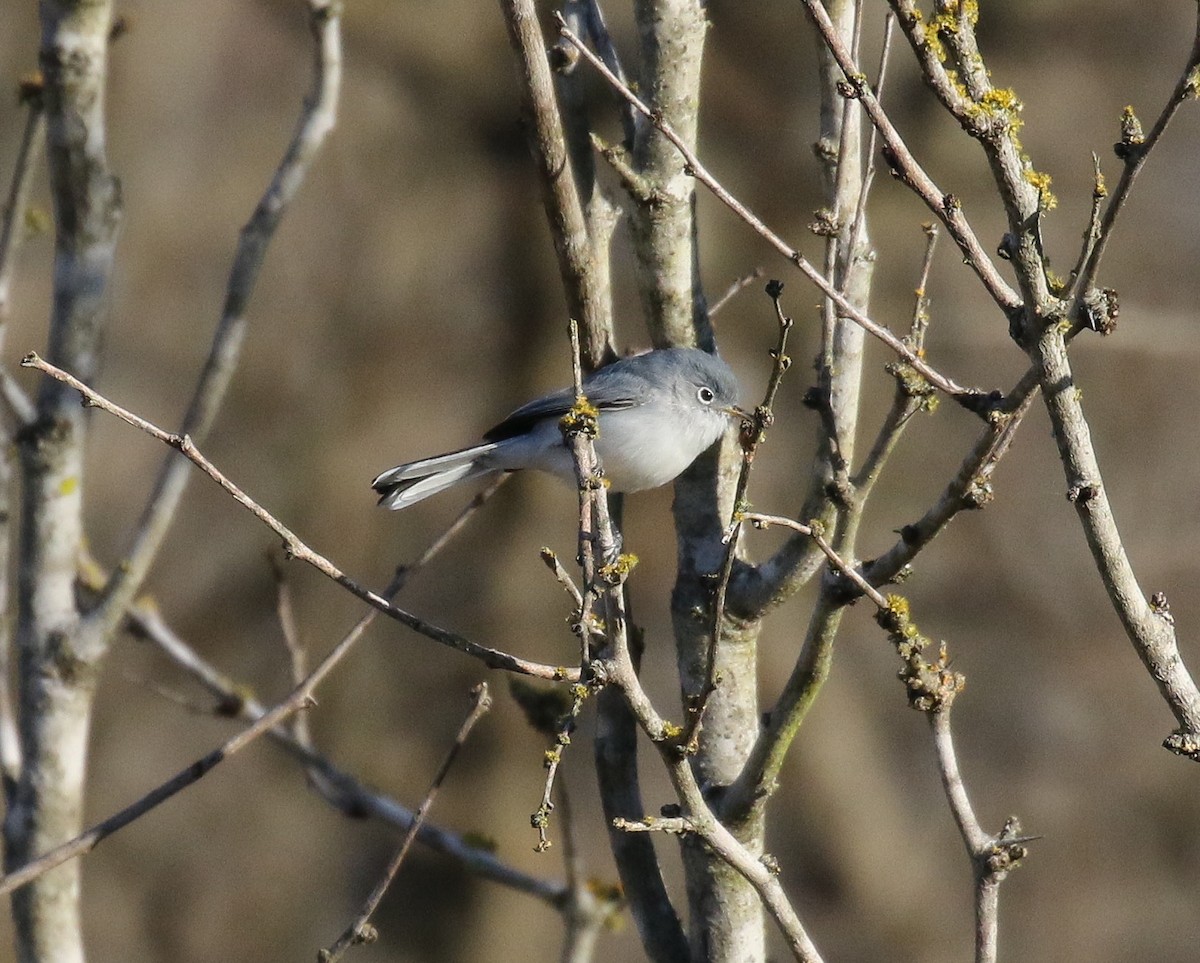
[[372, 347, 743, 510]]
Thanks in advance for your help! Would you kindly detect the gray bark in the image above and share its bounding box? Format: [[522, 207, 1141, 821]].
[[4, 4, 121, 962]]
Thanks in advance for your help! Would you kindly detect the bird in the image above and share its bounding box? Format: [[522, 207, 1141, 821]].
[[372, 347, 744, 510]]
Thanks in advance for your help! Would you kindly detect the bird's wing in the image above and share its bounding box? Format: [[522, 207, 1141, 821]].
[[483, 382, 640, 442]]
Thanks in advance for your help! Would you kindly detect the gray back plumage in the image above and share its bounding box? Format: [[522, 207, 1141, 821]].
[[484, 348, 738, 441]]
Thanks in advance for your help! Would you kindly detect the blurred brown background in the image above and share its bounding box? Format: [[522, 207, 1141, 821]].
[[2, 1, 1199, 960]]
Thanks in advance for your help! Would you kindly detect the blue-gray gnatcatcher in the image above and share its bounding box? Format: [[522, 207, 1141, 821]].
[[372, 347, 744, 510]]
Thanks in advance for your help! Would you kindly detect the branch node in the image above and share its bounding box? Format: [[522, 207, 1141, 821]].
[[1163, 729, 1200, 761], [875, 595, 966, 713], [1113, 105, 1146, 161], [1150, 591, 1175, 626], [983, 816, 1030, 879], [1079, 286, 1119, 335], [1065, 481, 1101, 504]]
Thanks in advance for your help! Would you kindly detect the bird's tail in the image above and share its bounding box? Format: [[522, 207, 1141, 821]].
[[371, 443, 501, 510]]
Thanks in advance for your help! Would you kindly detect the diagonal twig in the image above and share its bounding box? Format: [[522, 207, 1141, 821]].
[[0, 574, 362, 898], [320, 683, 493, 962], [84, 0, 344, 655], [0, 77, 46, 327], [1073, 11, 1200, 301], [124, 579, 562, 909], [23, 352, 577, 682], [801, 0, 1022, 315], [557, 16, 995, 413], [685, 281, 794, 752], [709, 267, 765, 319], [499, 0, 614, 369]]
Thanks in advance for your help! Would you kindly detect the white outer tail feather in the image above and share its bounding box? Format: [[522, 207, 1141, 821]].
[[372, 443, 501, 510]]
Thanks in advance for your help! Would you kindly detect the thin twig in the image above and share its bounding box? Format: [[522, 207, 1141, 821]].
[[738, 513, 887, 608], [862, 379, 1035, 589], [557, 17, 991, 411], [84, 0, 344, 655], [843, 11, 895, 287], [125, 598, 562, 906], [854, 222, 940, 492], [709, 267, 765, 318], [0, 583, 365, 899], [685, 282, 794, 751], [1074, 11, 1200, 299], [23, 353, 577, 682], [499, 0, 614, 368], [1066, 154, 1108, 301], [800, 0, 1022, 314], [270, 555, 313, 749], [532, 683, 591, 852], [320, 683, 493, 963], [540, 547, 585, 610], [115, 475, 505, 723], [0, 78, 46, 328]]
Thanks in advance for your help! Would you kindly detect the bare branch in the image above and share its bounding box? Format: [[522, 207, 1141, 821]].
[[1074, 13, 1200, 300], [270, 555, 313, 750], [802, 0, 1022, 314], [16, 507, 555, 908], [885, 0, 1064, 330], [23, 353, 578, 682], [0, 582, 363, 899], [559, 321, 689, 960], [559, 17, 993, 410], [531, 682, 591, 853], [86, 0, 343, 650], [861, 380, 1034, 589], [854, 223, 939, 492], [0, 78, 46, 330], [552, 371, 825, 962], [320, 683, 493, 963], [1065, 154, 1108, 304], [499, 0, 615, 368], [709, 268, 765, 319], [737, 513, 886, 609], [686, 283, 794, 751], [126, 600, 562, 906], [1032, 329, 1200, 749]]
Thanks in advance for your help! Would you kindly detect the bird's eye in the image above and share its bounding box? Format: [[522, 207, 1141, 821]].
[[697, 386, 715, 405]]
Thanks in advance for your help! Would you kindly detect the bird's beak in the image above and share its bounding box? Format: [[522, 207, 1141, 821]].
[[722, 404, 752, 424]]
